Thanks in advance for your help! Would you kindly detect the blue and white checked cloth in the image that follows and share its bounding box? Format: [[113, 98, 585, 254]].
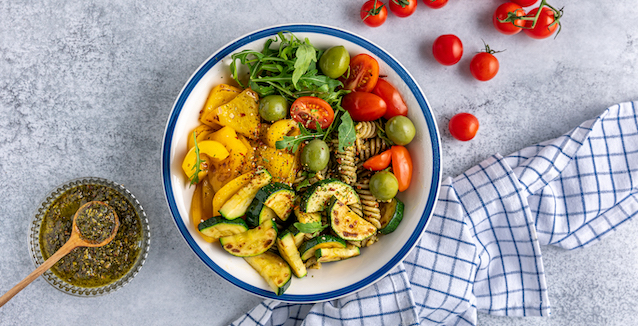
[[232, 101, 638, 326]]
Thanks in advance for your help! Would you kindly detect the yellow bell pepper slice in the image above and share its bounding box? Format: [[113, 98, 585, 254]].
[[207, 126, 249, 192], [208, 89, 261, 139], [212, 171, 255, 217], [200, 84, 242, 129], [238, 134, 256, 174], [264, 119, 300, 149], [191, 183, 216, 242], [187, 125, 216, 151], [201, 176, 215, 219], [257, 145, 297, 183], [182, 140, 229, 183]]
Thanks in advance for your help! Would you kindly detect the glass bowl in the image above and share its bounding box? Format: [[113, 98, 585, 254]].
[[28, 177, 151, 297]]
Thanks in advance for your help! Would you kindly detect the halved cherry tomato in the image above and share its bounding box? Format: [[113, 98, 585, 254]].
[[389, 0, 417, 17], [391, 146, 413, 192], [341, 53, 379, 92], [290, 96, 334, 130], [372, 79, 408, 119], [341, 92, 387, 122], [422, 0, 447, 9], [493, 3, 525, 35], [363, 149, 392, 171], [360, 0, 387, 28], [524, 6, 561, 39]]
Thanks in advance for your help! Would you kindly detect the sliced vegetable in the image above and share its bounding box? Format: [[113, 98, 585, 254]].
[[220, 219, 278, 257], [341, 53, 379, 92], [300, 179, 360, 213], [207, 126, 250, 192], [219, 169, 272, 219], [212, 171, 254, 217], [390, 146, 413, 192], [290, 96, 334, 130], [182, 140, 229, 183], [362, 149, 392, 171], [328, 196, 377, 241], [315, 245, 360, 263], [198, 216, 249, 242], [256, 145, 298, 183], [281, 225, 306, 248], [255, 183, 296, 221], [277, 232, 307, 278], [265, 119, 300, 149], [378, 198, 404, 234], [245, 198, 278, 228], [206, 88, 261, 139], [191, 182, 216, 243], [199, 84, 242, 129], [298, 234, 347, 261], [201, 177, 215, 218], [244, 251, 292, 296], [294, 205, 322, 224], [187, 124, 216, 151]]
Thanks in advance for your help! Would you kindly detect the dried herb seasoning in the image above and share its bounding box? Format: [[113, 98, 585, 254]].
[[75, 202, 117, 243], [39, 184, 142, 288]]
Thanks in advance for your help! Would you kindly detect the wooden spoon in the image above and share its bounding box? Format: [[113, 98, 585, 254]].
[[0, 201, 119, 307]]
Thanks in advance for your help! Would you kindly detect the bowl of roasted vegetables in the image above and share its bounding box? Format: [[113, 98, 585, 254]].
[[162, 24, 441, 302]]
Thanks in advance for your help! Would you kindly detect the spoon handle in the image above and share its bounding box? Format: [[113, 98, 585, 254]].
[[0, 235, 82, 307]]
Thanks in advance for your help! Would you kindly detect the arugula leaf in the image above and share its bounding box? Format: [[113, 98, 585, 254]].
[[338, 111, 356, 153], [294, 221, 328, 234], [189, 132, 203, 186], [292, 41, 317, 88]]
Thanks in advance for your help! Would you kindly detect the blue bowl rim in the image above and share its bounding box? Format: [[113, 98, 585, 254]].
[[161, 23, 441, 302]]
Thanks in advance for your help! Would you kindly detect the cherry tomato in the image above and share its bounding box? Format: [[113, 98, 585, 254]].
[[422, 0, 447, 9], [341, 53, 380, 92], [372, 79, 408, 119], [389, 0, 417, 17], [448, 113, 479, 141], [512, 0, 537, 7], [360, 0, 387, 28], [470, 44, 500, 81], [524, 6, 561, 39], [290, 96, 335, 130], [363, 149, 392, 171], [432, 34, 463, 66], [341, 92, 387, 121], [390, 146, 413, 192], [493, 3, 525, 35]]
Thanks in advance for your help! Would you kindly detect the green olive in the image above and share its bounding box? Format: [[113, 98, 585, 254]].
[[319, 46, 350, 79], [300, 139, 330, 172], [369, 171, 399, 201], [386, 116, 416, 146], [259, 95, 289, 122]]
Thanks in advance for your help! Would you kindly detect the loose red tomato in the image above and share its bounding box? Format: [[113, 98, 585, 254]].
[[448, 113, 479, 141], [493, 3, 525, 35], [470, 44, 500, 81], [390, 146, 413, 191], [389, 0, 417, 17], [341, 53, 380, 92], [524, 6, 561, 39], [341, 92, 387, 122], [422, 0, 447, 9], [363, 149, 393, 171], [372, 79, 408, 119], [290, 96, 335, 130], [512, 0, 538, 7], [432, 34, 463, 66], [360, 0, 387, 28]]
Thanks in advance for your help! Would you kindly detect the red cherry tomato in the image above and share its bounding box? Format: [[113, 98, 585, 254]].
[[341, 53, 380, 92], [524, 6, 561, 39], [360, 0, 387, 28], [512, 0, 538, 7], [372, 79, 408, 119], [470, 45, 500, 81], [422, 0, 447, 9], [290, 96, 335, 130], [363, 149, 393, 171], [389, 0, 417, 17], [341, 92, 387, 122], [448, 113, 479, 141], [493, 3, 525, 35], [432, 34, 463, 66], [390, 146, 413, 192]]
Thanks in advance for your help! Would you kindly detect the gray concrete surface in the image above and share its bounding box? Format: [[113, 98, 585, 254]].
[[1, 0, 637, 325]]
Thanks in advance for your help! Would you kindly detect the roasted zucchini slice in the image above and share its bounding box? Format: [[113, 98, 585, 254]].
[[328, 196, 377, 241], [255, 182, 296, 221], [300, 179, 360, 213], [244, 251, 292, 296], [315, 244, 360, 263], [219, 169, 272, 219], [378, 198, 404, 234], [298, 234, 346, 261], [197, 216, 249, 242], [277, 231, 307, 278], [245, 197, 278, 228], [220, 219, 278, 257]]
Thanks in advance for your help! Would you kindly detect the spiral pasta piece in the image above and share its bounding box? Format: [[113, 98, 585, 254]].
[[358, 136, 389, 163], [331, 139, 358, 185], [356, 121, 377, 139], [353, 176, 382, 229]]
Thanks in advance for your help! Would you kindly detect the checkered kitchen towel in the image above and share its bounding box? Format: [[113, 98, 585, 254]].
[[232, 101, 638, 325]]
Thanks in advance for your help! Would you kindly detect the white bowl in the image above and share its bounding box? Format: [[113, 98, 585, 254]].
[[161, 24, 441, 302]]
